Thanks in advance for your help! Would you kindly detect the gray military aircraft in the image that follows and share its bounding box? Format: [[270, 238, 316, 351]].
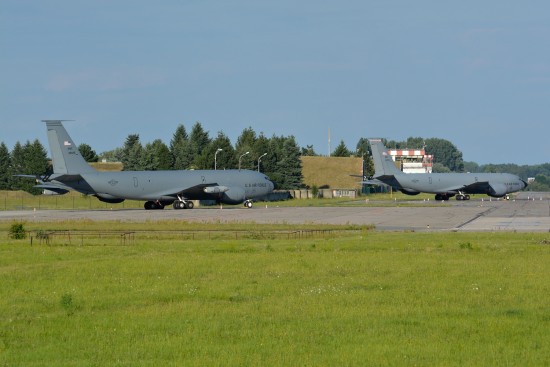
[[366, 138, 527, 200], [27, 121, 274, 210]]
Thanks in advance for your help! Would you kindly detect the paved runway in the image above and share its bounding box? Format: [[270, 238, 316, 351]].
[[1, 192, 549, 232]]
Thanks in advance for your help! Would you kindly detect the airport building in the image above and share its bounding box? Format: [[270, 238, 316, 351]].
[[388, 149, 433, 174]]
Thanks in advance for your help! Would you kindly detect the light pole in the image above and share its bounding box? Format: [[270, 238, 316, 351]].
[[214, 148, 222, 170], [257, 153, 267, 172], [238, 151, 249, 171]]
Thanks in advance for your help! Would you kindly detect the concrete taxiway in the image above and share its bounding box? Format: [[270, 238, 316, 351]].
[[1, 192, 549, 232]]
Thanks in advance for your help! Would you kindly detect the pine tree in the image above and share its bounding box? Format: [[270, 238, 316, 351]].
[[188, 122, 211, 169], [9, 140, 48, 193], [195, 131, 237, 170], [261, 135, 285, 187], [25, 139, 49, 175], [356, 138, 374, 178], [277, 136, 303, 189], [254, 133, 270, 172], [235, 127, 257, 170], [332, 140, 351, 157], [0, 142, 10, 190], [78, 143, 99, 162], [142, 139, 172, 170], [9, 142, 25, 190], [170, 124, 191, 170], [121, 134, 143, 171]]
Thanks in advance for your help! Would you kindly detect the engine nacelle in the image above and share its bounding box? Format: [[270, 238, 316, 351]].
[[400, 188, 421, 196], [204, 186, 229, 194], [488, 183, 507, 198], [221, 187, 246, 204]]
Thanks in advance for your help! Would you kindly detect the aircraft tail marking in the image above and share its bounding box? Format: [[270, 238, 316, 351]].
[[44, 120, 96, 174], [368, 138, 404, 178]]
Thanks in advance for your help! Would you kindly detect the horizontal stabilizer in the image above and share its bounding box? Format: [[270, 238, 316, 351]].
[[34, 184, 70, 195]]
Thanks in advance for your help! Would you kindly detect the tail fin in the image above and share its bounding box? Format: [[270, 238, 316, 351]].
[[44, 120, 96, 174], [368, 138, 403, 178]]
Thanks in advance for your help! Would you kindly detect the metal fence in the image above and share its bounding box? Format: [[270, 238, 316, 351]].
[[20, 229, 350, 246]]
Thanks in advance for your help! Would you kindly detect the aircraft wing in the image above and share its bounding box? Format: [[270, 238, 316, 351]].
[[361, 178, 385, 185], [439, 181, 492, 194]]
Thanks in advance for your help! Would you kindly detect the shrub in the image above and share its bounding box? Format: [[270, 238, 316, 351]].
[[9, 223, 26, 239]]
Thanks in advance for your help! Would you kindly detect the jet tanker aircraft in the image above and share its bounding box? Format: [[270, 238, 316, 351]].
[[366, 138, 527, 201], [29, 121, 274, 210]]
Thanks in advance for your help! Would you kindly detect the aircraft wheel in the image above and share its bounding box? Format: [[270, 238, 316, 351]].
[[144, 201, 154, 210], [456, 195, 463, 201], [244, 200, 253, 208], [465, 195, 471, 200], [186, 201, 194, 209]]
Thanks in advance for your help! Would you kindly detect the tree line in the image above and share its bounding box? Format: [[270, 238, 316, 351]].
[[2, 126, 549, 193]]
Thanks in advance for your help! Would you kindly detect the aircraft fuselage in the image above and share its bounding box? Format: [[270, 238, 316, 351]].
[[51, 169, 274, 204]]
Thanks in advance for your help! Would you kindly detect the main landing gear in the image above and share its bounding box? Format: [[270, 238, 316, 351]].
[[144, 200, 195, 210], [434, 193, 471, 201], [172, 200, 194, 210], [243, 200, 253, 208], [144, 201, 165, 210]]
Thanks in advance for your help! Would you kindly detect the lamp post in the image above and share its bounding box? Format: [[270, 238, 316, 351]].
[[214, 148, 222, 170], [238, 151, 249, 171], [257, 152, 267, 172]]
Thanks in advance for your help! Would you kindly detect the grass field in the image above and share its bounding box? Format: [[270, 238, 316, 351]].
[[1, 221, 549, 366]]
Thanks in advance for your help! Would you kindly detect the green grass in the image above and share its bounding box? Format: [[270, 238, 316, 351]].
[[1, 226, 550, 366]]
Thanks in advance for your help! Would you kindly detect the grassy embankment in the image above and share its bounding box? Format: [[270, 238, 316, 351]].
[[1, 222, 549, 366]]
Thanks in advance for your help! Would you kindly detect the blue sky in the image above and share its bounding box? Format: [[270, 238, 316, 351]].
[[1, 1, 549, 165]]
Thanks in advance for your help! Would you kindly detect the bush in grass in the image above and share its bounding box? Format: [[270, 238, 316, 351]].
[[60, 293, 77, 316], [459, 242, 474, 250], [9, 223, 26, 239]]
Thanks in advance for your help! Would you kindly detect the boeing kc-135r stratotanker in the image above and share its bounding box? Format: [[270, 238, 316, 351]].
[[366, 138, 527, 201], [24, 121, 274, 210]]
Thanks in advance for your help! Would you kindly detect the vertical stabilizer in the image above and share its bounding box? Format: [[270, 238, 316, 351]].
[[44, 120, 96, 174], [368, 138, 403, 177]]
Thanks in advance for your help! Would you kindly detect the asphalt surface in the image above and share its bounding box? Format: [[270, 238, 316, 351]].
[[1, 192, 549, 232]]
